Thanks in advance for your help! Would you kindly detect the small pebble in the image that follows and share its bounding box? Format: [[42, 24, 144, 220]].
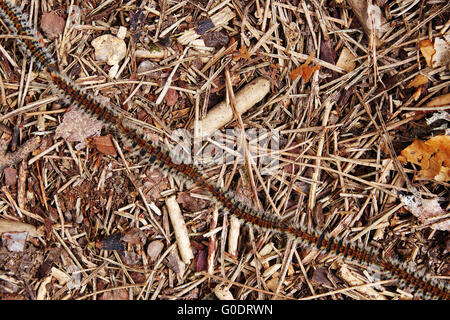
[[92, 34, 127, 66]]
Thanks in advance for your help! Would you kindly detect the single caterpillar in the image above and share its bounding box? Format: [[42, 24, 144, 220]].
[[0, 0, 56, 71], [0, 0, 448, 300]]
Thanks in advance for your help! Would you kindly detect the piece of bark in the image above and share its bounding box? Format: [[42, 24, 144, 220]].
[[0, 136, 41, 171]]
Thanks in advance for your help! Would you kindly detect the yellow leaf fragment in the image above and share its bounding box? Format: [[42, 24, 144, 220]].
[[407, 74, 429, 88], [336, 47, 356, 73], [398, 135, 450, 182], [419, 40, 435, 68]]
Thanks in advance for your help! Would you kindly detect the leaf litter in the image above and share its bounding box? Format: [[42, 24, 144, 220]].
[[0, 0, 449, 301]]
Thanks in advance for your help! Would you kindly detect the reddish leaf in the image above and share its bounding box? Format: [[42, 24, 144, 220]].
[[92, 135, 116, 156], [164, 88, 178, 107], [122, 227, 146, 246], [202, 31, 229, 49], [233, 45, 251, 61], [194, 249, 207, 272]]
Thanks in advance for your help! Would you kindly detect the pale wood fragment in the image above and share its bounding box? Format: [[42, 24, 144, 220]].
[[166, 195, 194, 264], [194, 77, 270, 137]]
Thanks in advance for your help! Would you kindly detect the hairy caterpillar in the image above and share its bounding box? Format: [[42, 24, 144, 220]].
[[0, 0, 448, 300]]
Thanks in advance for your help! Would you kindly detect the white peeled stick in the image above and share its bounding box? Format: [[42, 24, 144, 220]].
[[166, 195, 194, 264], [194, 77, 270, 138]]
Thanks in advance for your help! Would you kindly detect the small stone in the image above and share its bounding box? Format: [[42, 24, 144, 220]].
[[116, 26, 127, 40], [92, 34, 127, 66]]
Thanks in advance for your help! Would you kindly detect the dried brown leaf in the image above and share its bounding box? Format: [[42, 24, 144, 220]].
[[122, 227, 146, 246], [164, 88, 178, 107], [4, 167, 17, 186], [176, 192, 209, 212], [336, 47, 356, 73], [147, 240, 164, 263], [40, 12, 65, 39], [99, 288, 129, 300], [420, 40, 436, 68]]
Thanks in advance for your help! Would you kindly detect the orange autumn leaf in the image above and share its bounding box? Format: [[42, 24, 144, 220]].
[[289, 52, 320, 82], [302, 65, 320, 82], [407, 74, 429, 88], [398, 135, 450, 182], [419, 38, 450, 69], [419, 40, 436, 68], [289, 64, 320, 82], [92, 135, 116, 156], [424, 92, 450, 108], [233, 45, 250, 61], [228, 37, 236, 48]]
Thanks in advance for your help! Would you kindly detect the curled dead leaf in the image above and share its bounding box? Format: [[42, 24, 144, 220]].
[[336, 47, 356, 73]]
